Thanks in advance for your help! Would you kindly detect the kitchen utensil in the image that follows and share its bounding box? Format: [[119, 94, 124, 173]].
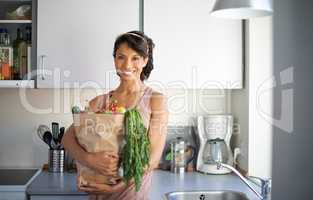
[[58, 127, 65, 144], [52, 122, 59, 144], [37, 125, 50, 141], [50, 137, 59, 150], [43, 131, 53, 149], [169, 137, 196, 174]]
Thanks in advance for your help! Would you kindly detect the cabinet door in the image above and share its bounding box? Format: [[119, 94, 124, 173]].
[[144, 0, 243, 89], [37, 0, 139, 88]]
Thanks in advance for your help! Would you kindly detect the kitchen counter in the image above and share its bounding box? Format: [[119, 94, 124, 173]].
[[0, 169, 41, 200], [26, 170, 260, 200], [150, 170, 259, 200]]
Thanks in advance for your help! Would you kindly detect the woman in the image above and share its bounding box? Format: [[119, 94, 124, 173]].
[[62, 31, 168, 199]]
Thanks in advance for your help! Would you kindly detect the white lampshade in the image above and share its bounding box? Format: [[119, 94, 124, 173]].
[[211, 0, 273, 19]]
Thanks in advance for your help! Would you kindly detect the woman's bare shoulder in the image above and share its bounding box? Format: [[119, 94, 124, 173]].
[[150, 91, 167, 112], [151, 91, 164, 98]]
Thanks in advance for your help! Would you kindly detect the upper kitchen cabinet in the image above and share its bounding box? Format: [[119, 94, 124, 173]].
[[144, 0, 243, 89], [37, 0, 139, 88], [0, 0, 35, 88]]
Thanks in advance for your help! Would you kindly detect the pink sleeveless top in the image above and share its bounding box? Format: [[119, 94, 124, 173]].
[[89, 86, 154, 200]]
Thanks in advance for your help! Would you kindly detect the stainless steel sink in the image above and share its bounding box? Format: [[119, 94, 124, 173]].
[[164, 190, 250, 200]]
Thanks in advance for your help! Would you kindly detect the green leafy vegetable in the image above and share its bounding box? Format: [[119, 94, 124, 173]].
[[122, 108, 150, 191]]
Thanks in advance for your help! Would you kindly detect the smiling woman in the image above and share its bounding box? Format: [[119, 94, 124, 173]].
[[62, 31, 169, 200], [113, 31, 155, 81]]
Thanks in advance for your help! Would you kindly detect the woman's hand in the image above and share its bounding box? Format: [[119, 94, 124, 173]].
[[78, 179, 127, 194], [86, 151, 119, 176]]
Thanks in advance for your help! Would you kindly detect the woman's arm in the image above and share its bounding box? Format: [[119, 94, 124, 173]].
[[62, 125, 89, 166], [147, 92, 169, 170]]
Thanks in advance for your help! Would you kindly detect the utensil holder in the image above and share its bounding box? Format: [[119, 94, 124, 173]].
[[48, 149, 65, 173]]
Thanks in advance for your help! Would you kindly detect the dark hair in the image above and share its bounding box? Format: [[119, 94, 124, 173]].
[[113, 31, 155, 81]]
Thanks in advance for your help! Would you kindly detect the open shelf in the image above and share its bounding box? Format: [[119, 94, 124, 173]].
[[0, 80, 34, 88], [0, 19, 31, 23]]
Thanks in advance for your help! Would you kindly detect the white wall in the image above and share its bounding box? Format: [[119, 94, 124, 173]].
[[0, 88, 229, 168], [231, 17, 273, 178], [247, 17, 273, 178], [231, 78, 249, 170]]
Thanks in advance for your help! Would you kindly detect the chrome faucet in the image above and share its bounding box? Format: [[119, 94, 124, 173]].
[[217, 162, 271, 200]]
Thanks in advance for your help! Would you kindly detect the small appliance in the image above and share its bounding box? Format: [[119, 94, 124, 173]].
[[196, 115, 234, 174], [169, 137, 196, 174]]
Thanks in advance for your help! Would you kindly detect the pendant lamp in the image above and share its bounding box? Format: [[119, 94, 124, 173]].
[[211, 0, 273, 19]]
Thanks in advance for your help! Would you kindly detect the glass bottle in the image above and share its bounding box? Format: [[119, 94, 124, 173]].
[[25, 26, 32, 80], [0, 28, 13, 80], [12, 28, 22, 79], [4, 29, 11, 46], [18, 29, 28, 80], [13, 28, 28, 80], [0, 28, 5, 45]]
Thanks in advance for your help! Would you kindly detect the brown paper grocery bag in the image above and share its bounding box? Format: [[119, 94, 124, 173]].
[[73, 112, 125, 185]]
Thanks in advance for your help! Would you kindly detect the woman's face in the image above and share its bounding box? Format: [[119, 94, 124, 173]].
[[114, 43, 148, 81]]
